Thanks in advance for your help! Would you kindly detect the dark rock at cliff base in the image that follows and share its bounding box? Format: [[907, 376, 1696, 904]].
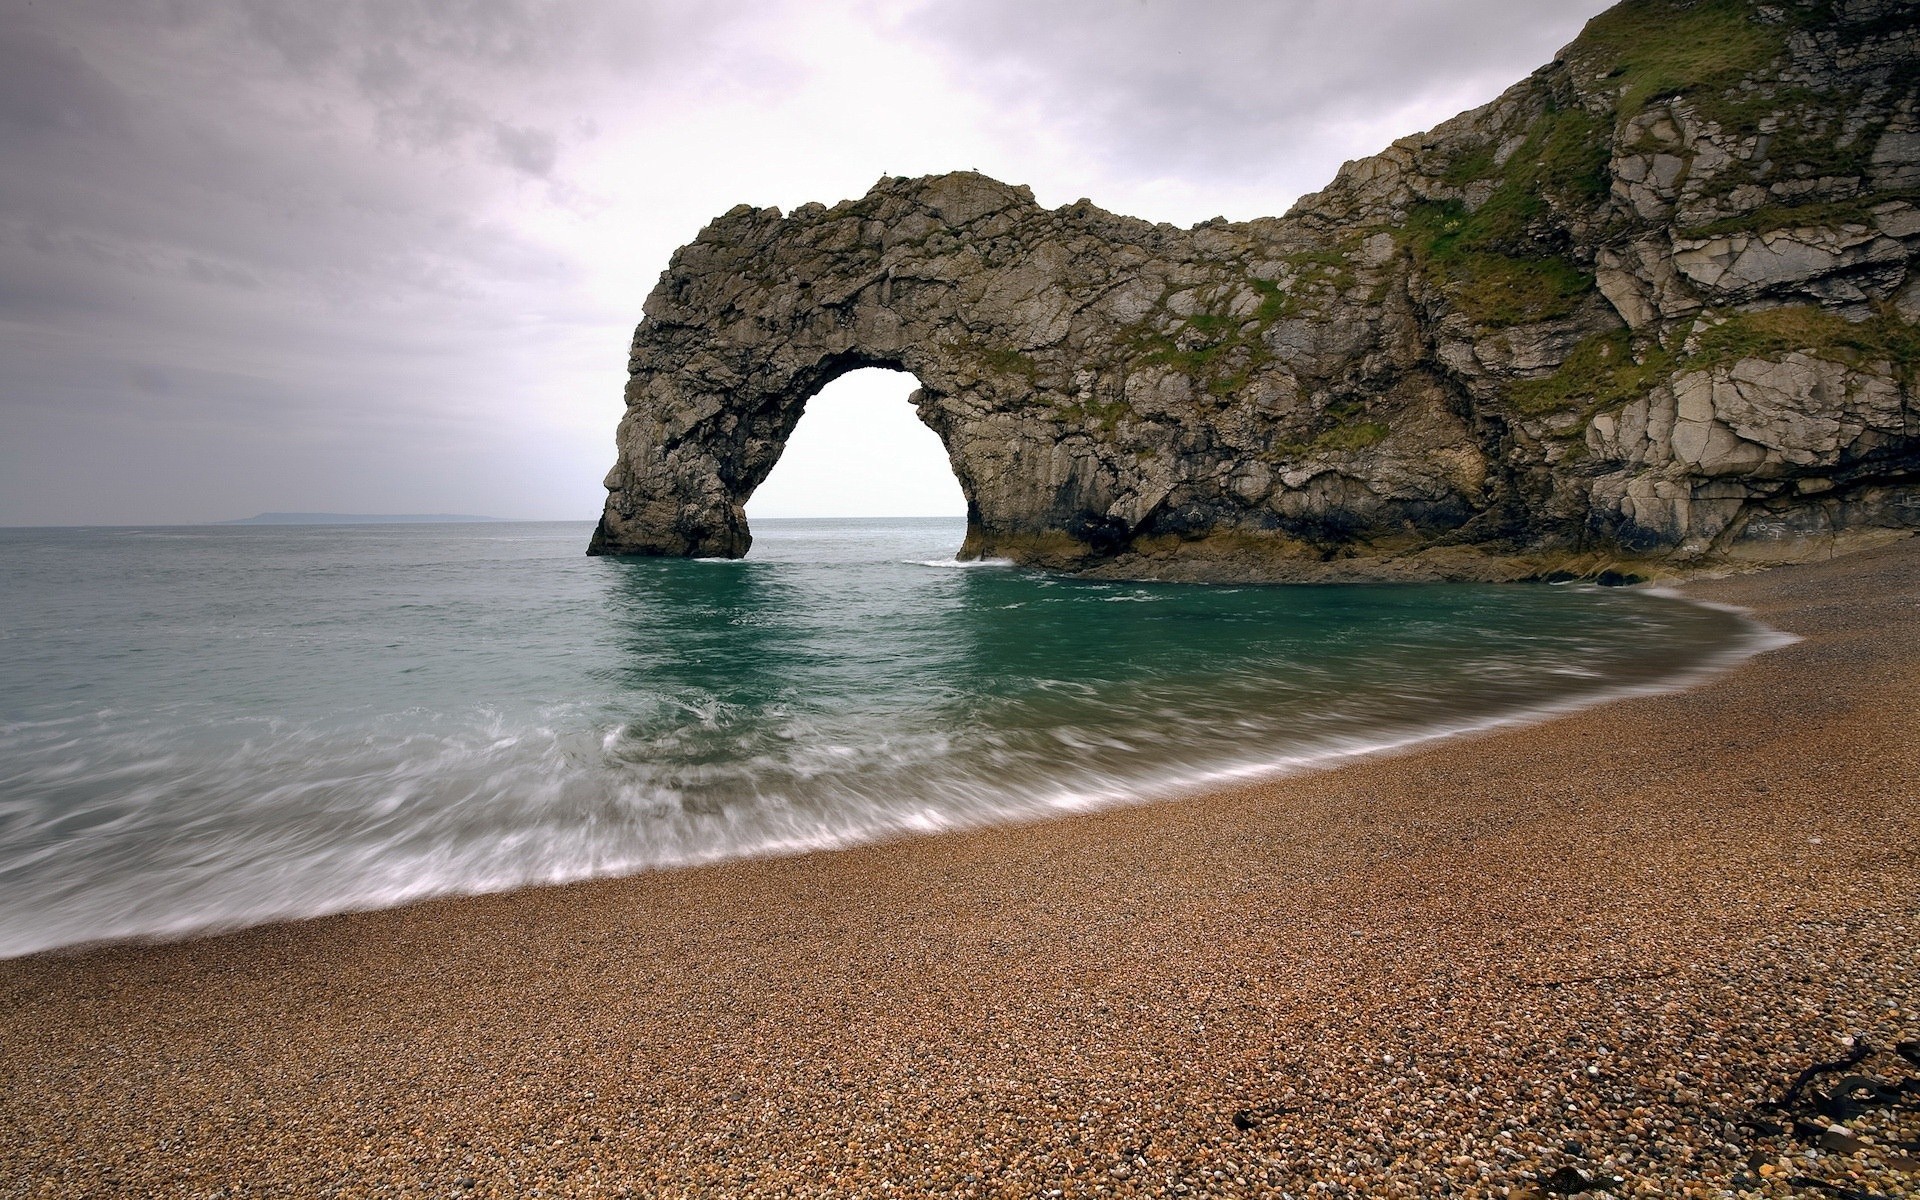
[[591, 0, 1920, 582]]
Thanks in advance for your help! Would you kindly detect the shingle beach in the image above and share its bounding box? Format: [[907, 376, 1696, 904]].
[[3, 539, 1916, 1199]]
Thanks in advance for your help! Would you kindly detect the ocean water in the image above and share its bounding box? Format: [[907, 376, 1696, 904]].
[[0, 518, 1777, 958]]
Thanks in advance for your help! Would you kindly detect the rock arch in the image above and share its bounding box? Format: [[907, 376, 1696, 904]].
[[589, 171, 1491, 573], [593, 343, 960, 560], [589, 173, 1190, 565]]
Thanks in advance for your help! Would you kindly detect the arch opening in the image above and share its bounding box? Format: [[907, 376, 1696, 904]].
[[743, 367, 966, 525]]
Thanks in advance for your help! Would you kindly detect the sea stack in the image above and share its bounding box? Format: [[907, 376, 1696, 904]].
[[591, 0, 1919, 581]]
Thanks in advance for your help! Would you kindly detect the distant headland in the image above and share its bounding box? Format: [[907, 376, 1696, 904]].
[[217, 513, 509, 525]]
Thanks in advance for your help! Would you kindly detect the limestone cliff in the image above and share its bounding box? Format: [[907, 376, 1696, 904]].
[[590, 0, 1920, 580]]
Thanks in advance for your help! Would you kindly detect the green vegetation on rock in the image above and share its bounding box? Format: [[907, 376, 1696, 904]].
[[1053, 395, 1133, 433], [1129, 330, 1261, 401], [1403, 197, 1594, 327], [1573, 1, 1917, 235], [1508, 329, 1675, 416], [1407, 106, 1605, 327], [1312, 420, 1392, 452], [1267, 421, 1392, 460], [1268, 398, 1392, 458], [1270, 249, 1358, 306], [1573, 0, 1788, 123], [1531, 106, 1614, 206], [1509, 304, 1920, 421], [1696, 305, 1920, 386], [1685, 191, 1920, 238], [955, 341, 1040, 380]]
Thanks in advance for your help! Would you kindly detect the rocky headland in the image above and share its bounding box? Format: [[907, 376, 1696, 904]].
[[591, 0, 1920, 581]]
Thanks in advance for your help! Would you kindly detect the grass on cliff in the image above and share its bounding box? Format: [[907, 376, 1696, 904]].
[[955, 340, 1040, 381], [1409, 105, 1604, 327], [1510, 305, 1920, 418], [1573, 0, 1918, 235], [1572, 0, 1788, 123], [1418, 0, 1901, 317], [1571, 0, 1881, 235], [1267, 421, 1392, 460], [1576, 0, 1916, 124], [1694, 304, 1920, 386], [1132, 335, 1261, 401], [1111, 258, 1404, 452], [1663, 78, 1912, 236], [1309, 420, 1391, 453], [1508, 329, 1676, 416], [1053, 396, 1134, 433], [1268, 397, 1392, 459], [1403, 196, 1595, 328], [1684, 189, 1920, 238]]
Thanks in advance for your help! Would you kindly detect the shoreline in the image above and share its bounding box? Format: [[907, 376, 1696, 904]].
[[3, 538, 1916, 1198], [0, 576, 1777, 963]]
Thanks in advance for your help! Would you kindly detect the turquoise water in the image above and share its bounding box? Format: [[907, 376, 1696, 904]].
[[0, 518, 1772, 957]]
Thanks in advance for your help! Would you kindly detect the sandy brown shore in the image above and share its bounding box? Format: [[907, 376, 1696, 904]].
[[3, 540, 1917, 1200]]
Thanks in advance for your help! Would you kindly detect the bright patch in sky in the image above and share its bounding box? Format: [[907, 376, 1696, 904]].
[[747, 369, 965, 519]]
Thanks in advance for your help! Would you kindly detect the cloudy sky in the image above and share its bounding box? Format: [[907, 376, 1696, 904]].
[[0, 0, 1613, 525]]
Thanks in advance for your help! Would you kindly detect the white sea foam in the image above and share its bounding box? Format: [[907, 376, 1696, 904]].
[[907, 556, 1016, 569]]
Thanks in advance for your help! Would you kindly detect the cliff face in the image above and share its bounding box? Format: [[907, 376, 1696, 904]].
[[590, 0, 1920, 580]]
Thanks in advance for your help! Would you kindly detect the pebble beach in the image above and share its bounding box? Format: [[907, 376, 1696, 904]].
[[3, 538, 1916, 1200]]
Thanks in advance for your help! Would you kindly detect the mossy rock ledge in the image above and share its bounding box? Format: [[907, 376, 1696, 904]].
[[591, 0, 1920, 582]]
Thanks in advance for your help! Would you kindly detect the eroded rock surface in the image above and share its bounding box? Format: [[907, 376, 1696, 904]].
[[592, 0, 1920, 580]]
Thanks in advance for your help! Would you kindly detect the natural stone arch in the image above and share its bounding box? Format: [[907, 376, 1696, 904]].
[[597, 346, 961, 559], [587, 170, 1481, 573], [589, 173, 1178, 564]]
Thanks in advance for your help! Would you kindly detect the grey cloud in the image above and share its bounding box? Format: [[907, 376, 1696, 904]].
[[236, 1, 346, 73], [0, 0, 722, 301], [904, 0, 1610, 193], [0, 24, 132, 139], [127, 364, 171, 395], [184, 258, 263, 289], [494, 122, 560, 177], [0, 0, 740, 523]]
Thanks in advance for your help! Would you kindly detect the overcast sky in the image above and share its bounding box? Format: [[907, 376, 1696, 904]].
[[0, 0, 1613, 525]]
